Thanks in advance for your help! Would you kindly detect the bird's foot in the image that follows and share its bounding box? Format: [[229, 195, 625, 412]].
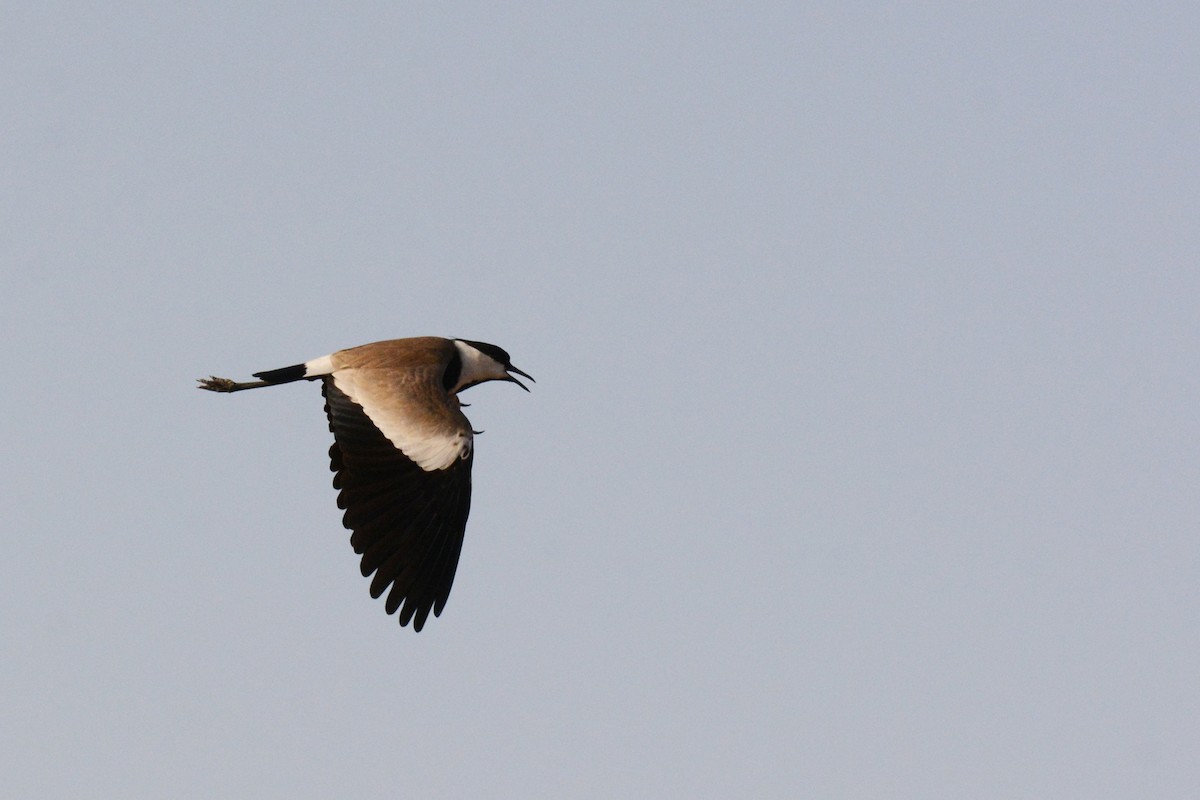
[[197, 376, 239, 392]]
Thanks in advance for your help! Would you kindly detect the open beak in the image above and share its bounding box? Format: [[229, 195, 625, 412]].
[[506, 365, 534, 392]]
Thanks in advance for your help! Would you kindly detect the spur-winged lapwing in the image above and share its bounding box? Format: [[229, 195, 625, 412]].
[[198, 337, 532, 631]]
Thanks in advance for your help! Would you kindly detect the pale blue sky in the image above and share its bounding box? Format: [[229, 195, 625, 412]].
[[3, 4, 1198, 797]]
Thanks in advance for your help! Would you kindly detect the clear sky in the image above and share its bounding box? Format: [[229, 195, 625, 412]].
[[3, 4, 1198, 797]]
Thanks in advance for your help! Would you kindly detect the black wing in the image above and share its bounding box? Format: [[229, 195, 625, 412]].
[[322, 380, 473, 631]]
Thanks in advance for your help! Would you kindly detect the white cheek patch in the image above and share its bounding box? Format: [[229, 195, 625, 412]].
[[452, 339, 506, 392], [332, 370, 470, 472]]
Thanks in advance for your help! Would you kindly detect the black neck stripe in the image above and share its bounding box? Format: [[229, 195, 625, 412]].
[[442, 349, 462, 392]]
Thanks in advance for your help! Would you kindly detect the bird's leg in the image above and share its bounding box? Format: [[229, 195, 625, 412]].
[[196, 376, 273, 393]]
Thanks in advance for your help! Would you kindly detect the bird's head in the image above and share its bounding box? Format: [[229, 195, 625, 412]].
[[452, 339, 534, 393]]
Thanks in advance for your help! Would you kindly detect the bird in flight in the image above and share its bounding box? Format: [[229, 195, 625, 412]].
[[198, 337, 533, 631]]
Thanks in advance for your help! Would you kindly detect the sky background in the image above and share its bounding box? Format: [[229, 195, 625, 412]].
[[3, 3, 1198, 797]]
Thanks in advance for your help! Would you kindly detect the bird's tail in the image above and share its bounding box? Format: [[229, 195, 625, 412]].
[[252, 363, 310, 384], [197, 361, 315, 394]]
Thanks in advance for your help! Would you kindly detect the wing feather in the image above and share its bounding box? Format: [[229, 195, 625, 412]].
[[322, 379, 473, 631]]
